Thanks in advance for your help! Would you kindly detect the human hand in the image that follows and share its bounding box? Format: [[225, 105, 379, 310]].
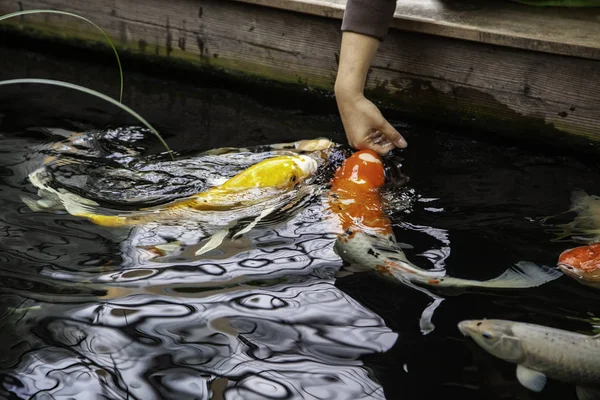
[[336, 91, 407, 155]]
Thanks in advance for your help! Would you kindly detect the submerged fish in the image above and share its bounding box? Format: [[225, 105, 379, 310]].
[[329, 150, 562, 289], [547, 191, 600, 243], [558, 243, 600, 288], [458, 319, 600, 399], [200, 138, 335, 155]]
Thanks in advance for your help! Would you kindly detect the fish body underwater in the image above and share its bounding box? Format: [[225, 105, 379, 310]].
[[329, 150, 562, 290], [458, 319, 600, 399]]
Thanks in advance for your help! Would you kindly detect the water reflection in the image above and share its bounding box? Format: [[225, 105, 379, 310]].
[[4, 276, 397, 399], [4, 121, 598, 399], [0, 126, 403, 399]]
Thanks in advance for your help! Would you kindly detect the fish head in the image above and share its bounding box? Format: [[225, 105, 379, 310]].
[[557, 243, 600, 283], [458, 319, 525, 363], [331, 150, 385, 192], [291, 155, 318, 179]]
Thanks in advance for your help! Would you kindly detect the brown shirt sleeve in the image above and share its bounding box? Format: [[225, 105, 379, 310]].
[[341, 0, 397, 41]]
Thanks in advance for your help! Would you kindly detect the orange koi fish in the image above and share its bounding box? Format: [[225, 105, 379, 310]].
[[545, 190, 600, 288], [329, 150, 561, 289], [558, 243, 600, 288]]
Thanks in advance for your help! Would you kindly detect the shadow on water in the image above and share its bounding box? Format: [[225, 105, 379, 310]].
[[1, 41, 600, 400]]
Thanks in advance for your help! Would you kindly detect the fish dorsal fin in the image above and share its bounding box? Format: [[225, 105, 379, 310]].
[[576, 386, 600, 400], [516, 365, 547, 393]]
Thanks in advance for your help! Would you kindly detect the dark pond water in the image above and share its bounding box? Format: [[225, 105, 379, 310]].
[[1, 40, 600, 400]]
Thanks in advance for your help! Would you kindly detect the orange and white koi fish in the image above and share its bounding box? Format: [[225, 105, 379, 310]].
[[329, 150, 562, 289], [543, 191, 600, 288], [558, 243, 600, 288]]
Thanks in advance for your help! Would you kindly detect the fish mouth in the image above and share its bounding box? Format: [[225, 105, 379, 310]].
[[557, 262, 574, 271], [457, 320, 479, 337], [557, 262, 583, 276], [293, 156, 318, 176]]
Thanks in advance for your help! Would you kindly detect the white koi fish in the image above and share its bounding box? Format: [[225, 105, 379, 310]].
[[459, 319, 600, 399]]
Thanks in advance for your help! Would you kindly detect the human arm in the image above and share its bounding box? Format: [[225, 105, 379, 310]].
[[334, 0, 406, 155]]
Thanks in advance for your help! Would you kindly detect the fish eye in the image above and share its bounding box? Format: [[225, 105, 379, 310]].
[[482, 332, 493, 339]]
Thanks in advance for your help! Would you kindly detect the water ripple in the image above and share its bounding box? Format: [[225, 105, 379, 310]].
[[4, 279, 396, 400]]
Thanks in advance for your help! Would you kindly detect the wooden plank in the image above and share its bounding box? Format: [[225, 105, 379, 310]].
[[233, 0, 600, 61], [0, 0, 600, 149]]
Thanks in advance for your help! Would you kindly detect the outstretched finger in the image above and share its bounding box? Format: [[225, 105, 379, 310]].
[[368, 140, 396, 156], [378, 120, 407, 148]]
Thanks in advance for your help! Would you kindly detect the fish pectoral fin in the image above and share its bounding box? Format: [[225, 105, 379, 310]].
[[194, 228, 231, 256], [516, 365, 547, 393], [576, 386, 600, 400], [152, 241, 184, 256], [419, 297, 444, 335], [343, 262, 372, 273], [231, 206, 277, 239]]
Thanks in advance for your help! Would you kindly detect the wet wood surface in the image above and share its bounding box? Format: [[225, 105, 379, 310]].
[[1, 0, 600, 148]]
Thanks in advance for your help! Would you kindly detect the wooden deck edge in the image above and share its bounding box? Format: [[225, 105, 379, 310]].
[[1, 0, 600, 153], [233, 0, 600, 61]]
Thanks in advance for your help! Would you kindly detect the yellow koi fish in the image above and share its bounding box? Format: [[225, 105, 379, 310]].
[[23, 138, 334, 258], [61, 154, 318, 227]]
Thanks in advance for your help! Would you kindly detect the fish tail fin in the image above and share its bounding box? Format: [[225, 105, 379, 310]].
[[21, 195, 61, 212], [61, 193, 142, 227], [477, 261, 563, 289], [27, 166, 118, 225], [547, 190, 600, 242], [570, 191, 600, 226]]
